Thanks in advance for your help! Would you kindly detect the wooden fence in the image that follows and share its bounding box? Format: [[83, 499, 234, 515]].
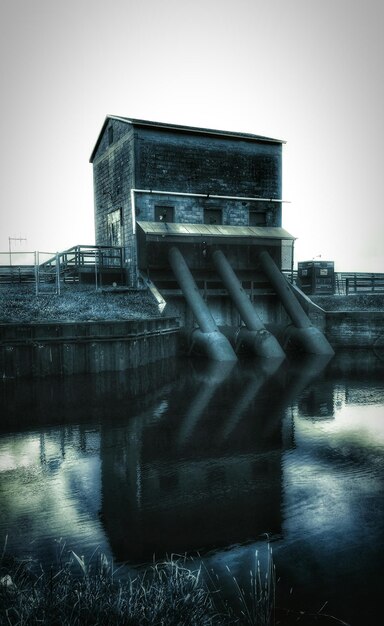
[[342, 273, 384, 295], [283, 270, 384, 295]]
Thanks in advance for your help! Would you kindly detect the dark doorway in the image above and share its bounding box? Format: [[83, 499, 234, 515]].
[[107, 209, 122, 246]]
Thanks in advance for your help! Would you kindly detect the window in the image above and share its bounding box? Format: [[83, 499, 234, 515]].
[[249, 211, 267, 226], [107, 209, 122, 246], [155, 206, 174, 222], [108, 126, 114, 145], [204, 209, 222, 225]]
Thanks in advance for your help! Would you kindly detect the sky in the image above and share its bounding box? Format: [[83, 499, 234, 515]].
[[0, 0, 383, 271]]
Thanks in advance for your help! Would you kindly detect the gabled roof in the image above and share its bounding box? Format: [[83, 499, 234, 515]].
[[90, 115, 285, 163]]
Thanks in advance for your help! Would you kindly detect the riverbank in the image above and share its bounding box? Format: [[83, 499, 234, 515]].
[[1, 286, 384, 326], [0, 285, 161, 323], [0, 545, 346, 626], [0, 551, 222, 626], [1, 287, 383, 378], [311, 293, 384, 311]]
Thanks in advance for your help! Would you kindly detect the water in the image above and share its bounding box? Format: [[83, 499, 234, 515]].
[[1, 349, 383, 624]]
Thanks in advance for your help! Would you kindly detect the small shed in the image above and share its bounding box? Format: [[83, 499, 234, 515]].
[[297, 261, 335, 295]]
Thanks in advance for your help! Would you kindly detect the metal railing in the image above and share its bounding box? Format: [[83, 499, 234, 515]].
[[0, 245, 125, 291], [0, 251, 54, 286], [342, 273, 384, 295], [2, 248, 384, 297], [283, 270, 384, 295], [40, 245, 123, 271]]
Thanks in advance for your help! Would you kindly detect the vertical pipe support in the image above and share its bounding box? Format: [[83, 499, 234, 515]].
[[34, 250, 39, 296], [56, 252, 61, 295]]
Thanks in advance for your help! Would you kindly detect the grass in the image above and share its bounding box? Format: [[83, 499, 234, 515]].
[[0, 539, 350, 626], [0, 284, 161, 323], [311, 293, 384, 312], [0, 549, 219, 625], [226, 544, 275, 626], [0, 540, 274, 626]]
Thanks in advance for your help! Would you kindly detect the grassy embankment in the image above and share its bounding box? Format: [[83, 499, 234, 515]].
[[1, 284, 384, 325], [311, 293, 384, 311], [0, 285, 161, 324], [0, 543, 275, 626], [0, 541, 352, 626]]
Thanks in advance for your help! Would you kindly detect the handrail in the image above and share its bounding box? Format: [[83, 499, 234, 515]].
[[344, 274, 384, 295], [40, 245, 124, 269], [0, 245, 125, 288], [0, 246, 124, 267], [283, 270, 384, 295]]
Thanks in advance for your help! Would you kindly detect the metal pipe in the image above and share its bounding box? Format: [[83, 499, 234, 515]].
[[213, 249, 265, 330], [219, 325, 285, 359], [259, 250, 311, 329], [259, 250, 334, 356], [189, 328, 238, 362], [132, 188, 288, 204], [212, 249, 285, 358], [169, 246, 217, 334], [168, 246, 237, 361]]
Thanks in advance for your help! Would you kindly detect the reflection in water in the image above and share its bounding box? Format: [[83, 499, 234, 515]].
[[0, 426, 104, 565], [101, 357, 288, 562], [0, 350, 384, 624], [177, 360, 237, 444]]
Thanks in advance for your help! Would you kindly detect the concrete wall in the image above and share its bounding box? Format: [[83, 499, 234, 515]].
[[288, 287, 384, 349], [324, 311, 384, 349], [1, 308, 382, 379], [0, 318, 180, 378], [163, 294, 290, 329]]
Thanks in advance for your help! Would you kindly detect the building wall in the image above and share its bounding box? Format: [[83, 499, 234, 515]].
[[134, 127, 282, 227], [92, 120, 284, 286], [92, 119, 136, 283], [134, 128, 282, 197], [163, 294, 289, 329], [135, 194, 280, 227]]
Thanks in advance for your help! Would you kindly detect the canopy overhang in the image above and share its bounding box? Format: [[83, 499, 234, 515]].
[[137, 221, 295, 245]]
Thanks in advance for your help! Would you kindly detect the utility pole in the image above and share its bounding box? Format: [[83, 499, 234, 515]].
[[8, 236, 27, 266]]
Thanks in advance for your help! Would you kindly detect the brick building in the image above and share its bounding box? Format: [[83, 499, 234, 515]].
[[88, 117, 336, 360], [90, 116, 290, 287]]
